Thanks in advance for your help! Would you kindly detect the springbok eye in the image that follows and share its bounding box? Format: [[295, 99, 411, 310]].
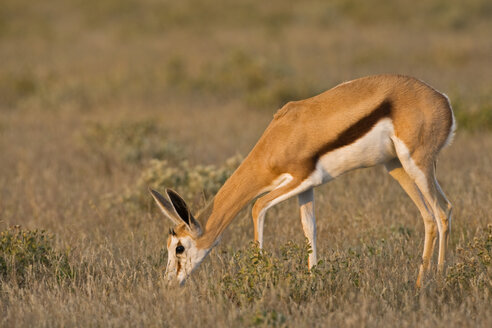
[[176, 245, 185, 254]]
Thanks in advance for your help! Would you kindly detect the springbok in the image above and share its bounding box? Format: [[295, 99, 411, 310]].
[[150, 74, 455, 287]]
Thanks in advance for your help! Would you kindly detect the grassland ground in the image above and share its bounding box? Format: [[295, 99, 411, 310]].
[[1, 0, 491, 327]]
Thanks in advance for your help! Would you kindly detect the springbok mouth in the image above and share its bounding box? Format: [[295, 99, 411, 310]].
[[163, 274, 186, 287], [164, 269, 188, 286]]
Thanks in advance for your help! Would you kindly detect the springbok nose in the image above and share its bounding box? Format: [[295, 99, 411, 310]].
[[178, 276, 187, 286]]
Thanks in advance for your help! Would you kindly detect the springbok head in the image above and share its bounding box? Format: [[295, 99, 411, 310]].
[[149, 188, 210, 285]]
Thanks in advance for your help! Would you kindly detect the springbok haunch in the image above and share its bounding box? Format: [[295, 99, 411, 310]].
[[150, 74, 455, 287]]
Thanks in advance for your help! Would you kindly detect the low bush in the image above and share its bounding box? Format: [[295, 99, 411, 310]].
[[216, 240, 364, 306], [0, 72, 38, 109], [120, 155, 242, 211], [446, 224, 492, 291], [455, 105, 492, 132], [0, 225, 73, 286], [214, 224, 492, 307]]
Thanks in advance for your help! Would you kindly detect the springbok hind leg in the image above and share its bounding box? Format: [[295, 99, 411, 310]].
[[434, 173, 453, 268], [430, 164, 452, 273], [404, 163, 450, 274], [385, 159, 437, 287], [396, 153, 451, 276]]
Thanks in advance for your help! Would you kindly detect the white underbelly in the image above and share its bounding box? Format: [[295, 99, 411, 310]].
[[317, 118, 396, 181]]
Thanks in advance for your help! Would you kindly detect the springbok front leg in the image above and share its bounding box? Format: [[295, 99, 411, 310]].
[[252, 177, 312, 249], [253, 204, 266, 249], [299, 188, 317, 269]]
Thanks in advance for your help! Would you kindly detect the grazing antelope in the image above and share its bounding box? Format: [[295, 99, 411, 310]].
[[150, 74, 455, 287]]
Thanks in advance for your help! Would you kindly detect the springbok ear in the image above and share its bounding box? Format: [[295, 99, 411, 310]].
[[165, 189, 202, 235], [149, 188, 202, 235], [149, 188, 183, 226]]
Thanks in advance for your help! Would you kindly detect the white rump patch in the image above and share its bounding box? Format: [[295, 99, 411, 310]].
[[391, 136, 428, 192], [441, 93, 456, 149]]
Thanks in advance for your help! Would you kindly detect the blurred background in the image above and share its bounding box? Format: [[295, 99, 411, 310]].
[[1, 1, 492, 326], [1, 0, 491, 138]]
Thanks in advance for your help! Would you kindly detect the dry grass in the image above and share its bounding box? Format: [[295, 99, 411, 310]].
[[1, 0, 491, 327]]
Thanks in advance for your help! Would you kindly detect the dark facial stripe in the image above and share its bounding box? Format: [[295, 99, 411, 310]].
[[314, 100, 392, 162], [176, 260, 181, 274]]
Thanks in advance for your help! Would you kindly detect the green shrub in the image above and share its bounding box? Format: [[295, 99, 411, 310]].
[[214, 228, 490, 307], [0, 72, 38, 108], [0, 225, 73, 285], [450, 92, 492, 131], [454, 105, 492, 132], [216, 241, 339, 305], [446, 224, 492, 291], [121, 155, 242, 211]]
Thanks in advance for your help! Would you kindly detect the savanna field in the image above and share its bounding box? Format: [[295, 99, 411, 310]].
[[1, 0, 491, 326]]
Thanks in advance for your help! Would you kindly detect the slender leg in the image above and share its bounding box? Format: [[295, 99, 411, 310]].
[[407, 165, 449, 274], [298, 188, 317, 269], [423, 167, 451, 273], [435, 176, 453, 258], [385, 159, 437, 287], [393, 150, 451, 275], [252, 178, 308, 249], [253, 208, 266, 249]]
